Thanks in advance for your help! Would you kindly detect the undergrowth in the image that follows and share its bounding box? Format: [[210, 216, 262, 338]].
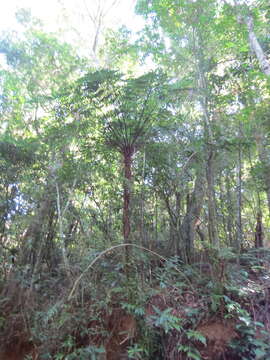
[[1, 247, 270, 359]]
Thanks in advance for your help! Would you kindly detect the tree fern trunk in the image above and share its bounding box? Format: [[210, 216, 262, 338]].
[[123, 146, 134, 278]]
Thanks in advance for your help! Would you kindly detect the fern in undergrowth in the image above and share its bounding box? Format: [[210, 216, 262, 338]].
[[34, 301, 64, 326]]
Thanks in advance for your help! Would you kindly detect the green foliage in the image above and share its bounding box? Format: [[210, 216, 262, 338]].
[[62, 345, 105, 360], [177, 345, 202, 360], [100, 26, 139, 72], [186, 330, 206, 346], [1, 1, 270, 359], [221, 295, 269, 359], [121, 302, 145, 316], [229, 321, 269, 360], [150, 306, 182, 333], [127, 343, 149, 360]]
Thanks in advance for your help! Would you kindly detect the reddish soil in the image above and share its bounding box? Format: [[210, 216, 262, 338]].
[[197, 320, 238, 359], [0, 343, 38, 360]]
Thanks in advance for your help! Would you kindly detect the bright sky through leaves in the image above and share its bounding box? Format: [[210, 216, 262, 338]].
[[0, 0, 144, 36]]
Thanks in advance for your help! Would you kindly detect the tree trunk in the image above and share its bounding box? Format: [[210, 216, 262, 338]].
[[56, 183, 72, 282], [236, 142, 243, 252], [123, 146, 135, 276], [225, 173, 234, 247], [206, 148, 218, 247], [244, 15, 270, 76], [123, 149, 133, 242], [196, 46, 218, 248], [255, 133, 270, 217], [140, 150, 146, 247], [225, 0, 270, 76], [180, 166, 205, 262], [255, 211, 263, 248]]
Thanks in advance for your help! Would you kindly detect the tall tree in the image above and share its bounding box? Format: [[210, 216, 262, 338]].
[[72, 70, 169, 269]]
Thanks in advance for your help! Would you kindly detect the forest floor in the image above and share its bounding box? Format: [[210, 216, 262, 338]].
[[1, 248, 270, 360]]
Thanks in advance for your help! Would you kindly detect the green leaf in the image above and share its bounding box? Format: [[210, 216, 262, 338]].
[[187, 330, 207, 346], [254, 348, 267, 359]]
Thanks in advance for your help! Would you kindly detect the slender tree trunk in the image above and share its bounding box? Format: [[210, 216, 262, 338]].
[[56, 183, 72, 282], [140, 151, 146, 285], [218, 178, 229, 245], [175, 191, 181, 256], [155, 194, 159, 248], [123, 146, 135, 276], [123, 150, 133, 242], [161, 190, 180, 256], [255, 133, 270, 217], [236, 142, 243, 252], [225, 173, 234, 247], [206, 148, 218, 247], [255, 210, 263, 248], [45, 209, 59, 270], [196, 46, 218, 247], [140, 150, 146, 247]]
